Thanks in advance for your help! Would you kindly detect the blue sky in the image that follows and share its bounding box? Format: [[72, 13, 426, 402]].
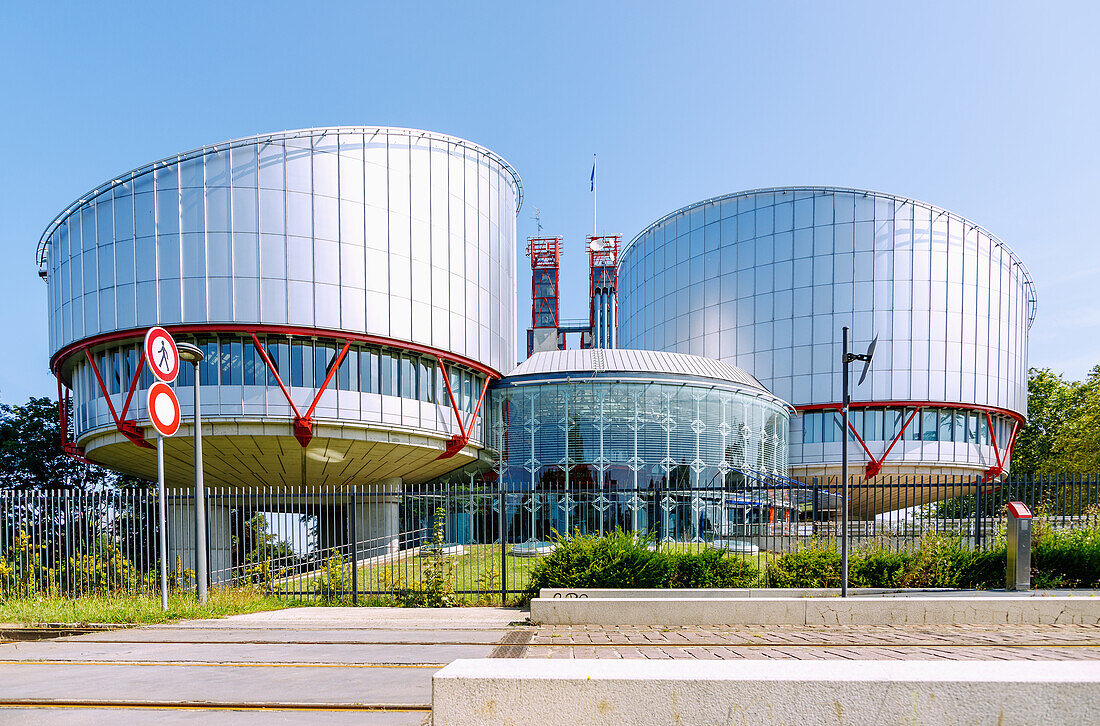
[[1, 1, 1097, 403]]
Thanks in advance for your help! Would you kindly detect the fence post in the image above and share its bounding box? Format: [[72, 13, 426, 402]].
[[811, 479, 818, 536], [499, 485, 506, 606], [349, 485, 358, 606], [973, 476, 983, 550]]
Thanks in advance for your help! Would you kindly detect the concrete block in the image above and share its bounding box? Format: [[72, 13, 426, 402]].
[[529, 595, 1100, 626], [537, 587, 942, 599], [433, 659, 1100, 726]]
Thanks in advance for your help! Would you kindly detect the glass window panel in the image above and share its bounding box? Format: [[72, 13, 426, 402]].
[[311, 342, 330, 389], [922, 410, 938, 441], [400, 354, 416, 399], [359, 348, 378, 393], [243, 340, 258, 386], [938, 410, 953, 441], [199, 339, 218, 386], [380, 350, 397, 395]]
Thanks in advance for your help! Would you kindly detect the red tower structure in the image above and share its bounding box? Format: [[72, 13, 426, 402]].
[[526, 236, 565, 356], [583, 235, 621, 349]]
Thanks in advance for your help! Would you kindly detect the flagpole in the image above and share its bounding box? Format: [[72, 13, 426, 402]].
[[592, 153, 597, 236]]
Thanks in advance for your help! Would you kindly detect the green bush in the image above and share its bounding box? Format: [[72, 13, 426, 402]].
[[765, 542, 842, 587], [523, 530, 760, 603], [1031, 518, 1100, 588], [668, 549, 761, 588], [848, 544, 908, 588]]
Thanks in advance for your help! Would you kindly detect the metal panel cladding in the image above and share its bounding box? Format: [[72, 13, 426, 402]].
[[617, 187, 1036, 474], [36, 128, 520, 483], [39, 127, 521, 375]]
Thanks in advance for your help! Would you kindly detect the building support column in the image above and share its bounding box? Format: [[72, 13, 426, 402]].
[[353, 477, 402, 560]]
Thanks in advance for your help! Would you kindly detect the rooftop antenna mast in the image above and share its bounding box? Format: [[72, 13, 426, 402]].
[[532, 208, 543, 234]]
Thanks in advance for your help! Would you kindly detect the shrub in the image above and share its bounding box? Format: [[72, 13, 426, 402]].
[[848, 544, 907, 588], [317, 552, 351, 605], [1031, 517, 1100, 588], [523, 530, 761, 603], [765, 542, 842, 587], [668, 549, 762, 588]]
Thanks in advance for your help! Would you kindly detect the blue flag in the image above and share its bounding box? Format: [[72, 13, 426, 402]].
[[590, 159, 595, 192]]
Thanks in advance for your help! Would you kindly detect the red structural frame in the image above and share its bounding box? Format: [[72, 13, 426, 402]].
[[796, 400, 1025, 481], [52, 323, 501, 459], [585, 235, 620, 349], [526, 236, 563, 330]]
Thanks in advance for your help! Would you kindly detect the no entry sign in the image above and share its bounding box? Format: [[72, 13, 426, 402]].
[[144, 327, 180, 383], [147, 382, 182, 437]]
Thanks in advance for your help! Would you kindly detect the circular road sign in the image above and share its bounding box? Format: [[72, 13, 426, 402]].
[[144, 327, 179, 383], [147, 382, 182, 437]]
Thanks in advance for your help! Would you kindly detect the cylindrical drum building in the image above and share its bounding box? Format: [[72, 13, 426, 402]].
[[38, 127, 521, 489], [618, 187, 1035, 503]]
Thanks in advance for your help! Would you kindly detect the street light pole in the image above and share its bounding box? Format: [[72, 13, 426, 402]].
[[840, 326, 875, 598], [177, 342, 207, 603], [156, 435, 168, 611], [841, 327, 850, 598]]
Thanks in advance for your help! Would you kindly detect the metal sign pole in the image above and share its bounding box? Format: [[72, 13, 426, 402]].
[[841, 326, 850, 598], [157, 435, 169, 612], [193, 359, 208, 603]]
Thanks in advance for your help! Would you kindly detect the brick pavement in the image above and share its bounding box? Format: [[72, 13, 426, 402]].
[[523, 623, 1100, 661]]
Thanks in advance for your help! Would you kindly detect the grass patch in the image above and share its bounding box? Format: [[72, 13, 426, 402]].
[[0, 587, 295, 626]]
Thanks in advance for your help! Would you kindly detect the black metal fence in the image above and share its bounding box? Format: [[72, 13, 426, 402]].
[[1, 474, 1097, 603]]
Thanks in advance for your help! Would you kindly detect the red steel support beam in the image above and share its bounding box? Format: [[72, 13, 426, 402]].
[[984, 416, 1021, 481], [55, 372, 88, 461], [249, 333, 317, 446], [117, 350, 146, 423], [437, 359, 467, 441], [82, 347, 151, 449], [57, 325, 502, 455], [866, 407, 921, 478], [800, 401, 1023, 479], [436, 362, 492, 460], [291, 341, 354, 447], [53, 323, 500, 381]]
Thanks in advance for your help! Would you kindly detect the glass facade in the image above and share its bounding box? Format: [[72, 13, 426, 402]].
[[68, 334, 487, 445], [618, 187, 1035, 473], [492, 377, 789, 490], [41, 127, 518, 455], [485, 369, 790, 540]]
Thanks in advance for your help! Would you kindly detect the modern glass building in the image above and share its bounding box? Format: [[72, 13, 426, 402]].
[[37, 127, 521, 489], [618, 187, 1035, 490], [483, 349, 792, 540]]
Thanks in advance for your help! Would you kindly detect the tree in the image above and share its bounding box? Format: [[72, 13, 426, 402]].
[[1049, 365, 1100, 473], [1011, 366, 1100, 477], [0, 397, 117, 490]]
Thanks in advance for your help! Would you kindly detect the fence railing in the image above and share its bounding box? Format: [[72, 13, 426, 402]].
[[1, 474, 1097, 603]]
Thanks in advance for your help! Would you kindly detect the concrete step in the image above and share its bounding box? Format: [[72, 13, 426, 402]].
[[530, 594, 1100, 626], [433, 658, 1100, 725]]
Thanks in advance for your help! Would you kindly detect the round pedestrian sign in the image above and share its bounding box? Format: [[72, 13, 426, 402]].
[[147, 382, 182, 437], [144, 327, 179, 383]]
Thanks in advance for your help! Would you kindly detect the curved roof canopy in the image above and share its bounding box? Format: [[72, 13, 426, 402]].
[[502, 349, 790, 409]]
